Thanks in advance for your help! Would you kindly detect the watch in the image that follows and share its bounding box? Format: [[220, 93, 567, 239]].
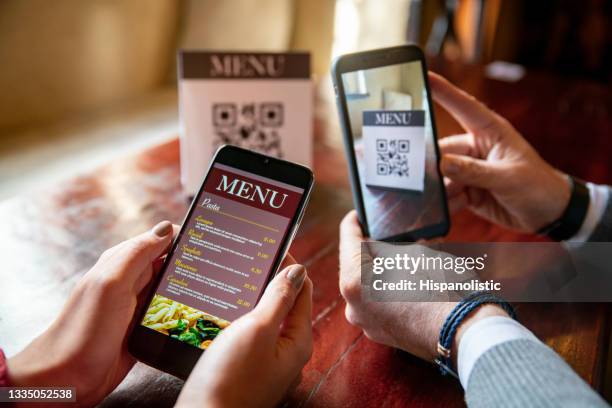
[[538, 175, 590, 241]]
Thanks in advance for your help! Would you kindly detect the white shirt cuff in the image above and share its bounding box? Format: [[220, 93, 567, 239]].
[[457, 316, 539, 389], [569, 183, 609, 242]]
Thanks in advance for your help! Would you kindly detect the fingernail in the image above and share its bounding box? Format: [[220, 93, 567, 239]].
[[442, 158, 459, 175], [152, 221, 173, 237], [286, 264, 306, 290]]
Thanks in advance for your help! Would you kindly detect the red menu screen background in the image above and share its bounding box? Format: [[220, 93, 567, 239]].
[[141, 163, 304, 346]]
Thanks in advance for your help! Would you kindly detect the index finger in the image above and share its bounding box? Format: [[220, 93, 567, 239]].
[[281, 252, 297, 269], [428, 72, 499, 133]]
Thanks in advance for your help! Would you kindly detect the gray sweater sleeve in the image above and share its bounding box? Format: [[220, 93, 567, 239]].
[[588, 186, 612, 242], [465, 339, 609, 408]]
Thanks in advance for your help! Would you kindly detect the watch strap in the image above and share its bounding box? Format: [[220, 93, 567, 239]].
[[538, 176, 590, 241]]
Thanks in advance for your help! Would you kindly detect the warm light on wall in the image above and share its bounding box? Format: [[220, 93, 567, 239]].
[[331, 0, 411, 58], [331, 0, 360, 57]]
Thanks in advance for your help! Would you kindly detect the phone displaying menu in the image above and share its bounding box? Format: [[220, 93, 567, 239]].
[[140, 162, 306, 350]]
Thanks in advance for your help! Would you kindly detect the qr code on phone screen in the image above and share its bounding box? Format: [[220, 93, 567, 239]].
[[212, 102, 284, 157], [376, 138, 410, 177]]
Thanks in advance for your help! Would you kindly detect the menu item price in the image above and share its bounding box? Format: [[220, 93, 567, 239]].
[[243, 283, 258, 291], [237, 298, 252, 308]]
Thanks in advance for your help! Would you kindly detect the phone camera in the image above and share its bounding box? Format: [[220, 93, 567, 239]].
[[264, 158, 270, 164]]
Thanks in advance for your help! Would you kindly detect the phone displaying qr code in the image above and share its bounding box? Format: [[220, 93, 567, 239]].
[[333, 45, 450, 241]]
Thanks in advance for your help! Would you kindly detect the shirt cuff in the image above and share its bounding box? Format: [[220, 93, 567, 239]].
[[457, 316, 539, 389], [569, 183, 609, 242]]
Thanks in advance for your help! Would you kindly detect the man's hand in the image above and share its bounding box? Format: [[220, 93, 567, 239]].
[[430, 72, 571, 233], [176, 261, 313, 408], [8, 221, 178, 407], [339, 211, 455, 360], [339, 211, 508, 362]]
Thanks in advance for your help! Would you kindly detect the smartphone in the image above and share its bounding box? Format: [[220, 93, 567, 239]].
[[128, 145, 314, 379], [332, 45, 450, 241]]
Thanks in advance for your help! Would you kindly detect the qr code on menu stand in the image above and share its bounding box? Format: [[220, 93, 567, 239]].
[[212, 102, 284, 157], [376, 138, 410, 177]]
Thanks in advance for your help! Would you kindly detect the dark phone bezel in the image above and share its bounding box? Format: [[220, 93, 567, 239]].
[[331, 44, 450, 242], [128, 145, 314, 379]]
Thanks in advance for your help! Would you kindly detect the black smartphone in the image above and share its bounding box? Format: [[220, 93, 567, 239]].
[[128, 145, 314, 379], [332, 44, 450, 241]]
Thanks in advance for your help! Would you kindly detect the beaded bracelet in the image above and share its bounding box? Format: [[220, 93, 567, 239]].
[[434, 291, 517, 378]]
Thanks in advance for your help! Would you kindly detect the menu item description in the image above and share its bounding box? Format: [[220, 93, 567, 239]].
[[141, 163, 303, 349]]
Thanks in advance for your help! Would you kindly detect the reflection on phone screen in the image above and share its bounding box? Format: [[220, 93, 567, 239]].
[[341, 60, 445, 240]]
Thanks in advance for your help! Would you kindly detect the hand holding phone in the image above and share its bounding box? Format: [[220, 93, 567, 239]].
[[430, 72, 572, 234], [6, 221, 177, 407], [129, 145, 314, 378], [176, 262, 313, 408]]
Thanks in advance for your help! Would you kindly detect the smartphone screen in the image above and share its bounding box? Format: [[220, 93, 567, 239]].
[[140, 161, 306, 350], [340, 58, 446, 240]]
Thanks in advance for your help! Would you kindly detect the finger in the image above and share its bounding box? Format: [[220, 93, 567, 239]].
[[339, 210, 364, 254], [137, 223, 180, 296], [441, 153, 504, 190], [161, 224, 180, 254], [444, 177, 465, 197], [254, 264, 307, 328], [281, 252, 297, 269], [339, 210, 367, 276], [137, 223, 179, 302], [280, 276, 313, 346], [439, 134, 475, 156], [339, 210, 370, 303], [448, 192, 469, 213], [152, 224, 181, 274], [429, 72, 499, 133], [102, 220, 175, 290]]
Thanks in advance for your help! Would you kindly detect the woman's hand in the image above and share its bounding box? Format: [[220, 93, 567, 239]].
[[7, 221, 177, 407], [430, 72, 571, 233], [176, 262, 313, 408]]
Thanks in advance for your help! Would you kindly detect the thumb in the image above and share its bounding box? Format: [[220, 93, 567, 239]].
[[440, 154, 502, 190], [253, 264, 307, 329], [98, 220, 175, 291]]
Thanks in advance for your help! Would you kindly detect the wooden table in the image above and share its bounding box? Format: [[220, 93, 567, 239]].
[[0, 59, 609, 407]]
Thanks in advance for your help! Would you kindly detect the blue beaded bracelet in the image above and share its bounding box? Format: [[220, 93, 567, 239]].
[[434, 291, 517, 378]]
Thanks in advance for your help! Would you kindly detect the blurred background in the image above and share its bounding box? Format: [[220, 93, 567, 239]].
[[0, 0, 609, 200]]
